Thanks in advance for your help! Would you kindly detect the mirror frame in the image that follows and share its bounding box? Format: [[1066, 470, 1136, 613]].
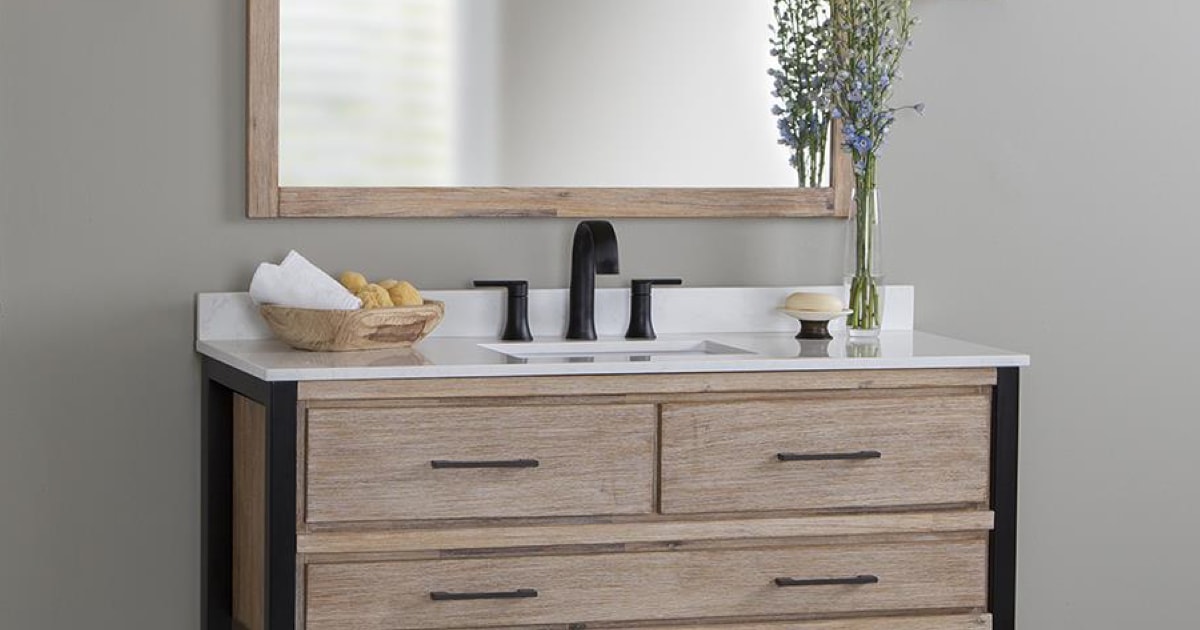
[[247, 0, 853, 219]]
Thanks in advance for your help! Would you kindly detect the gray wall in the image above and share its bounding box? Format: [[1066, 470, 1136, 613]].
[[0, 0, 1195, 628]]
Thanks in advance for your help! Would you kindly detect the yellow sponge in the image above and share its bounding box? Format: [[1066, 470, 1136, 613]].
[[339, 271, 368, 294], [388, 281, 423, 306], [356, 284, 394, 309]]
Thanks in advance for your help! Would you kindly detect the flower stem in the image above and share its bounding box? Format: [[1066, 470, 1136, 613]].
[[849, 155, 881, 332]]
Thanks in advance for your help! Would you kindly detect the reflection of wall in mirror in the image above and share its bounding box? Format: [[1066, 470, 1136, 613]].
[[498, 0, 799, 187], [279, 0, 803, 188]]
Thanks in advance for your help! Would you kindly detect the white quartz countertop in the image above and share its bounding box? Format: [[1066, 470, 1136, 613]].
[[195, 288, 1028, 382], [197, 332, 1028, 382]]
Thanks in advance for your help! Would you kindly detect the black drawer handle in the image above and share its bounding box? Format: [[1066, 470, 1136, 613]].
[[775, 575, 879, 587], [776, 450, 882, 462], [430, 459, 540, 469], [430, 589, 538, 601]]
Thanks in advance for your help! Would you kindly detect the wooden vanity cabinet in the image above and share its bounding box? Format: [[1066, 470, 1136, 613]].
[[201, 363, 1019, 630]]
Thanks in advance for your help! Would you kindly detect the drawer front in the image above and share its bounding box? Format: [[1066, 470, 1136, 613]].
[[661, 395, 991, 514], [305, 540, 988, 630], [615, 615, 993, 630], [305, 404, 656, 523]]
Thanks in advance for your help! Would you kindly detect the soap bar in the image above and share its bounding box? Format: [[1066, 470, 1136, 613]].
[[785, 292, 844, 312]]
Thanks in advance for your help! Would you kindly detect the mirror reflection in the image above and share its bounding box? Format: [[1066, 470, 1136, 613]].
[[279, 0, 814, 188]]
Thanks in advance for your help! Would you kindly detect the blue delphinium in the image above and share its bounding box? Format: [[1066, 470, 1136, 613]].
[[829, 0, 922, 180], [828, 0, 922, 334], [769, 0, 831, 188]]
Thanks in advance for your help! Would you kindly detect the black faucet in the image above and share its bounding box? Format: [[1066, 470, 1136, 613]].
[[473, 280, 533, 342], [626, 278, 683, 340], [566, 220, 620, 340]]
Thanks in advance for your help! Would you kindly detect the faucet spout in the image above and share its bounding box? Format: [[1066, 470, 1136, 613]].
[[567, 220, 620, 340]]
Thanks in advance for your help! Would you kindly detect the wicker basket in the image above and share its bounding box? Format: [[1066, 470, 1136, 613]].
[[258, 300, 444, 352]]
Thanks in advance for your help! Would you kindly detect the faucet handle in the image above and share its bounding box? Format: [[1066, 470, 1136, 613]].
[[473, 280, 533, 342], [630, 278, 683, 295], [473, 280, 529, 297], [626, 278, 683, 340]]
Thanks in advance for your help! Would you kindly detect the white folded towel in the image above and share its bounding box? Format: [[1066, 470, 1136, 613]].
[[249, 250, 362, 310]]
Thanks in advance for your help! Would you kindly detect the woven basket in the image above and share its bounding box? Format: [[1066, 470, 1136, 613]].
[[258, 300, 444, 351]]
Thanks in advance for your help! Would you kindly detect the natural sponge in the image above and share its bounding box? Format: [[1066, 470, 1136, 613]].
[[376, 279, 400, 290], [356, 283, 394, 309], [339, 271, 368, 294], [388, 281, 423, 306]]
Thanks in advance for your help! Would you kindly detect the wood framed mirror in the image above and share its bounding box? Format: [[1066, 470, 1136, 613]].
[[247, 0, 853, 219]]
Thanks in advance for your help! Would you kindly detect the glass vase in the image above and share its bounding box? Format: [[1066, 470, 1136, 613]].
[[843, 185, 884, 337]]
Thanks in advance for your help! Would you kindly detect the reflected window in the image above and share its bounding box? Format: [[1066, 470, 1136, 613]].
[[280, 0, 463, 186]]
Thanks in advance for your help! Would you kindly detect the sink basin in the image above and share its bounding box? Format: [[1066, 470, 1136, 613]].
[[480, 339, 753, 363]]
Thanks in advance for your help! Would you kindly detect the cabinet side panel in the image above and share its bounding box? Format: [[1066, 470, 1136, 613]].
[[233, 394, 267, 630]]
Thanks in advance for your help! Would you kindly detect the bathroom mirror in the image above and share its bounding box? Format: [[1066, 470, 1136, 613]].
[[248, 0, 852, 218]]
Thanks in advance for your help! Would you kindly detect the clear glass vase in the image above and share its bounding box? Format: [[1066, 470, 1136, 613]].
[[843, 185, 884, 337]]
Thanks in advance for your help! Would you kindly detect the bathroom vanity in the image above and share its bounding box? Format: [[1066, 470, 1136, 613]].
[[197, 288, 1027, 630]]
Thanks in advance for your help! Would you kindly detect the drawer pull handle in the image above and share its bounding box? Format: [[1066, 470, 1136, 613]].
[[430, 459, 540, 469], [776, 450, 882, 462], [774, 575, 879, 587], [430, 589, 539, 601]]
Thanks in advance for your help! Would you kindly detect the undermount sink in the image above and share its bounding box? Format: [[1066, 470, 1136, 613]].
[[479, 339, 754, 363]]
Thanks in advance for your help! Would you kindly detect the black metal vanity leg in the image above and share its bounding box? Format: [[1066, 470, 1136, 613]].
[[202, 363, 234, 630], [265, 381, 298, 630], [202, 357, 297, 629], [990, 367, 1021, 630]]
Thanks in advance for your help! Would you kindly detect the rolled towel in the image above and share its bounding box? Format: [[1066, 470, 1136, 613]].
[[249, 251, 362, 310]]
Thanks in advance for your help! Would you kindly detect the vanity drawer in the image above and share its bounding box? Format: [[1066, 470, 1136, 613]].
[[660, 395, 991, 514], [305, 539, 987, 630], [611, 616, 993, 630], [304, 404, 656, 523]]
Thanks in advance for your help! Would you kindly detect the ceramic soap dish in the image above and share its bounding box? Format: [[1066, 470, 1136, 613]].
[[778, 308, 853, 340]]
